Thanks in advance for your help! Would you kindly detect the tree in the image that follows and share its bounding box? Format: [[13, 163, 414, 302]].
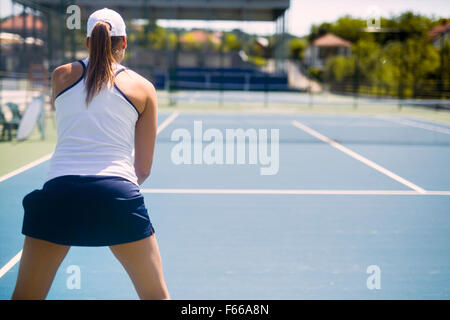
[[223, 33, 242, 52], [308, 16, 369, 43], [289, 38, 307, 60], [331, 16, 371, 43], [148, 25, 168, 50], [308, 22, 332, 42], [323, 56, 353, 88], [404, 38, 440, 97], [312, 12, 445, 98], [180, 32, 202, 51], [439, 39, 450, 97]]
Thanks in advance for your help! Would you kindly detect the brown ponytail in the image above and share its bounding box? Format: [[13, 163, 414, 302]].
[[85, 21, 123, 105]]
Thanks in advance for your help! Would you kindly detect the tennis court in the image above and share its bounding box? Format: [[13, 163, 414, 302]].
[[1, 107, 449, 299]]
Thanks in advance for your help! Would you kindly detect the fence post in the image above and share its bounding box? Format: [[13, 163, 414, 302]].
[[353, 49, 359, 109]]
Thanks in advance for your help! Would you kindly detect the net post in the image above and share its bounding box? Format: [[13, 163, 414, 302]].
[[264, 71, 268, 108]]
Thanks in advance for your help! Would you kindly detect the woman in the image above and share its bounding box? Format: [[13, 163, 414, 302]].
[[12, 8, 170, 300]]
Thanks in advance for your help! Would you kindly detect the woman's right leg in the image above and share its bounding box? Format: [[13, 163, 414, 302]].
[[109, 234, 170, 300], [12, 236, 70, 300]]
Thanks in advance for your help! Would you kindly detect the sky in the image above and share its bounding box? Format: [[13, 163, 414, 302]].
[[1, 0, 449, 37], [157, 0, 450, 36]]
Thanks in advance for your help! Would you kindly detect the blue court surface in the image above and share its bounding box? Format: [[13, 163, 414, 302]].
[[1, 112, 449, 299]]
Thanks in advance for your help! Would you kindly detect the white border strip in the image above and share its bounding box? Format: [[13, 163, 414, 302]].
[[140, 188, 450, 196], [291, 120, 427, 194], [377, 116, 450, 135]]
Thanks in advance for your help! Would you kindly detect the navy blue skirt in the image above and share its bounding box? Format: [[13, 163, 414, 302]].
[[21, 175, 155, 246]]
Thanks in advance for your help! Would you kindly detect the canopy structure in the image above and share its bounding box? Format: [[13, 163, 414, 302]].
[[14, 0, 289, 21], [3, 0, 290, 73]]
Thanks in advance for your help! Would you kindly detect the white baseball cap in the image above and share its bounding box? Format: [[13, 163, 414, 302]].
[[87, 8, 126, 37]]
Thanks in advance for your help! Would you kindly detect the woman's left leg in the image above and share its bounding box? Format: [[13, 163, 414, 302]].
[[11, 236, 70, 300], [109, 234, 170, 300]]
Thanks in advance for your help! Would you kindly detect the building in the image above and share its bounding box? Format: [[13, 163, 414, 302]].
[[304, 33, 352, 69], [0, 14, 47, 72], [428, 21, 450, 48], [0, 13, 46, 33]]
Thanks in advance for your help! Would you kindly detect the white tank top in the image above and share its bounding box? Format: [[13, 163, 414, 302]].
[[45, 58, 140, 186]]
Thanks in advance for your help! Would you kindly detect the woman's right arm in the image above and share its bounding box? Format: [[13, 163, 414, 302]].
[[133, 80, 158, 185]]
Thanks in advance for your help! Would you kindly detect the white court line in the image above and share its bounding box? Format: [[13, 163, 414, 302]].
[[141, 188, 450, 195], [0, 153, 53, 183], [157, 112, 180, 135], [291, 120, 427, 194], [0, 112, 180, 279], [0, 250, 22, 279], [376, 116, 450, 135], [132, 112, 180, 156]]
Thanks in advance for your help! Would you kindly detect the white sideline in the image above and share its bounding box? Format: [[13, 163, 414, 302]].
[[0, 250, 22, 279], [376, 116, 450, 135], [157, 112, 179, 135], [131, 112, 179, 157]]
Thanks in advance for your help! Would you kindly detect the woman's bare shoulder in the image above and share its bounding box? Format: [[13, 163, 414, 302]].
[[120, 68, 156, 94], [52, 61, 84, 84], [114, 67, 157, 114], [51, 61, 84, 100]]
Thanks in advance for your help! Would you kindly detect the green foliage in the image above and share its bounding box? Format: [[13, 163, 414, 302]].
[[441, 39, 450, 82], [307, 67, 323, 82], [148, 25, 167, 50], [324, 56, 353, 83], [180, 32, 202, 51], [242, 36, 267, 57], [314, 12, 447, 98], [330, 16, 371, 43], [123, 13, 446, 98], [309, 15, 369, 43], [224, 33, 242, 52], [289, 38, 307, 60], [247, 56, 267, 67]]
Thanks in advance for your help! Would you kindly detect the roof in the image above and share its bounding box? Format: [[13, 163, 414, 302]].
[[15, 0, 290, 22], [311, 33, 352, 48], [0, 14, 46, 32], [428, 22, 450, 41]]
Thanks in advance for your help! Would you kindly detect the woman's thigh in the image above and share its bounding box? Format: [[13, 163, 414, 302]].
[[109, 235, 170, 300], [12, 236, 70, 300]]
